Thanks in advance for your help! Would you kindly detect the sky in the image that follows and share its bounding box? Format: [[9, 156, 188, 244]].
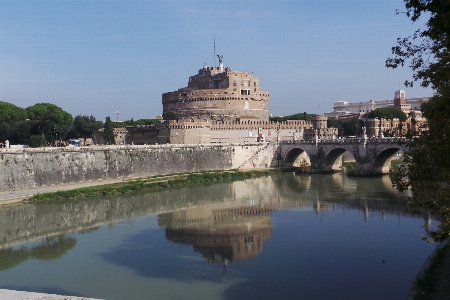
[[0, 0, 433, 121]]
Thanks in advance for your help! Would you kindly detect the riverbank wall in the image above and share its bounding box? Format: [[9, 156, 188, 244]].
[[0, 143, 278, 192]]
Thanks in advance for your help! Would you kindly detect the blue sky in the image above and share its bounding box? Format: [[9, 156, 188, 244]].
[[0, 0, 432, 121]]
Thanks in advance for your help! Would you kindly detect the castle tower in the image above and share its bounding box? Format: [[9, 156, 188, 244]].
[[162, 64, 270, 122], [311, 115, 328, 129], [394, 90, 411, 112]]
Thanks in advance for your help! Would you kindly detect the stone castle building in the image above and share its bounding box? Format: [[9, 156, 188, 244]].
[[97, 59, 337, 145], [162, 60, 270, 122]]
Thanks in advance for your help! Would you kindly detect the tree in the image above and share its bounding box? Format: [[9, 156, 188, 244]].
[[327, 119, 344, 137], [367, 107, 407, 122], [26, 103, 73, 142], [386, 0, 450, 91], [0, 101, 27, 122], [387, 1, 450, 241], [0, 102, 30, 144], [103, 116, 115, 145], [28, 135, 47, 147], [133, 118, 158, 126], [72, 115, 103, 138], [269, 112, 317, 122], [340, 118, 363, 136]]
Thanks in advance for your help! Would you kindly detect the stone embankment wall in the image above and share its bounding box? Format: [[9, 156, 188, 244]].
[[0, 143, 278, 192]]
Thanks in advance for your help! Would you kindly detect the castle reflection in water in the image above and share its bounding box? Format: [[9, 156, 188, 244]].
[[0, 173, 432, 270], [158, 205, 273, 266]]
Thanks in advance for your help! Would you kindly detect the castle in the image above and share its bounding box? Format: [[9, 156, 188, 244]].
[[117, 59, 337, 145], [94, 60, 430, 146], [162, 60, 270, 122]]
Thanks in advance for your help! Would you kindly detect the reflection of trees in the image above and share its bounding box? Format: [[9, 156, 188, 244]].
[[158, 206, 273, 265], [0, 236, 76, 271]]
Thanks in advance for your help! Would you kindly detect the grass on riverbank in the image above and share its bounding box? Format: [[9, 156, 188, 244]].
[[26, 169, 279, 203]]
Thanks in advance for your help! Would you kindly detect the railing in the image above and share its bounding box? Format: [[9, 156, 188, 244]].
[[279, 137, 411, 145]]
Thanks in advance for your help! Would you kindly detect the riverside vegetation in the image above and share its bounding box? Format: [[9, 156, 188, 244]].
[[25, 169, 279, 203]]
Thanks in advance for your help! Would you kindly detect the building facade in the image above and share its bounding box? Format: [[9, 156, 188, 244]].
[[162, 61, 270, 122], [95, 62, 338, 145], [325, 90, 429, 118], [94, 128, 131, 145]]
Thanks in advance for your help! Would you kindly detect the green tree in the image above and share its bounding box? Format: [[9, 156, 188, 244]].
[[339, 118, 363, 136], [269, 112, 317, 122], [15, 121, 31, 144], [72, 115, 103, 138], [367, 107, 408, 122], [0, 101, 27, 122], [26, 103, 73, 142], [133, 118, 158, 126], [111, 121, 128, 128], [386, 0, 450, 91], [28, 135, 47, 147], [327, 119, 344, 137], [387, 0, 450, 241], [103, 116, 115, 145]]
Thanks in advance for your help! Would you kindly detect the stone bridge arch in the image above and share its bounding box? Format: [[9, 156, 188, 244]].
[[283, 147, 311, 167], [372, 145, 403, 174], [322, 147, 356, 172], [279, 139, 409, 175]]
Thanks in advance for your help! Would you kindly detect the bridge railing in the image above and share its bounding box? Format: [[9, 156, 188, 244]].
[[279, 137, 411, 145]]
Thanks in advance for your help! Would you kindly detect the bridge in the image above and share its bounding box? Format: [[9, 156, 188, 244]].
[[278, 137, 410, 175]]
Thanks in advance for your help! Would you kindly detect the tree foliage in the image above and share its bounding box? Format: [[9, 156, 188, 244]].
[[386, 0, 450, 91], [391, 92, 450, 241], [26, 103, 73, 124], [132, 118, 158, 126], [270, 112, 317, 122], [367, 107, 408, 121], [103, 116, 115, 145], [327, 118, 363, 137], [26, 103, 73, 142], [388, 0, 450, 241], [28, 135, 47, 148], [72, 115, 103, 138], [0, 101, 27, 122]]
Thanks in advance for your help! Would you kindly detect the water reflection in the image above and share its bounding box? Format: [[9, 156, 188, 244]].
[[0, 173, 438, 300], [0, 174, 427, 252], [158, 205, 272, 268], [0, 236, 76, 271]]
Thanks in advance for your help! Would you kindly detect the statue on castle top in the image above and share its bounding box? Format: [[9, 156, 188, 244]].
[[217, 55, 223, 64]]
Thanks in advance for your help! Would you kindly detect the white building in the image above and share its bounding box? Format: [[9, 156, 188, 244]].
[[324, 91, 430, 118]]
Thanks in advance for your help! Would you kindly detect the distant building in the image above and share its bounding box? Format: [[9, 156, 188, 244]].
[[325, 90, 430, 118], [94, 128, 131, 145], [363, 110, 427, 138]]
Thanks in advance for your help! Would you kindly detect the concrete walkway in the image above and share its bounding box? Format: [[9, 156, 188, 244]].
[[0, 289, 101, 300]]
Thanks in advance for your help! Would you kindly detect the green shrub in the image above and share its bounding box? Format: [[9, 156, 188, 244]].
[[29, 135, 47, 147]]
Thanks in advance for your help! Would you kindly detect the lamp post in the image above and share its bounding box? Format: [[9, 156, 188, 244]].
[[54, 126, 57, 146]]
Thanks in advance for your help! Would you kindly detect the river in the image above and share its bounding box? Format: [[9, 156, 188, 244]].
[[0, 173, 437, 300]]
